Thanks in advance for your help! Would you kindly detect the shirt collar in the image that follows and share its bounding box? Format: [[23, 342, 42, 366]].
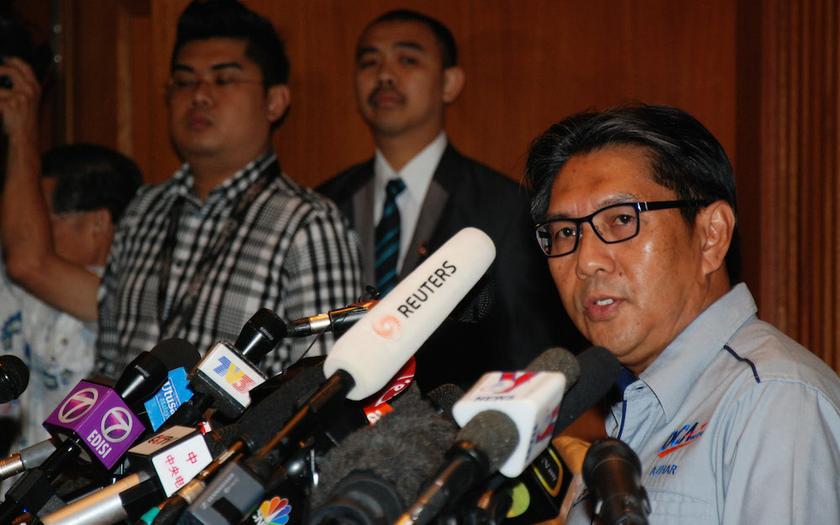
[[170, 151, 277, 209], [373, 132, 447, 196], [635, 283, 758, 420]]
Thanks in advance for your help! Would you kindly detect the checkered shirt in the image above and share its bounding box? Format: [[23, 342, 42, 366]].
[[96, 152, 362, 378]]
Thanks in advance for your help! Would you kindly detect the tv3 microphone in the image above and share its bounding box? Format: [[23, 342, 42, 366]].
[[160, 308, 287, 432]]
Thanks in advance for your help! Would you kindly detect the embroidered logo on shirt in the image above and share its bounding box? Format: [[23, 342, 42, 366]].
[[658, 421, 707, 457]]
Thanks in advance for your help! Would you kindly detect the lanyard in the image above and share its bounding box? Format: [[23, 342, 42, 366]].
[[156, 160, 279, 338]]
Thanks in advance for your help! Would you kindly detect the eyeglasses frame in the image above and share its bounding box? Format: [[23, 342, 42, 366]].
[[534, 199, 712, 257]]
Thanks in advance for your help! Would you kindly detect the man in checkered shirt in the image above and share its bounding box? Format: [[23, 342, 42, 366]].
[[96, 0, 363, 377], [3, 0, 363, 378]]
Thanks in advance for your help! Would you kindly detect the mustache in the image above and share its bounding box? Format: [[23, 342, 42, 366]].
[[367, 84, 406, 106]]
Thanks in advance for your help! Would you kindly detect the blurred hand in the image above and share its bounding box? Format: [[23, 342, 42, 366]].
[[0, 56, 40, 142]]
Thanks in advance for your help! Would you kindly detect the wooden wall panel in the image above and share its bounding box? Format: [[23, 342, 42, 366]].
[[752, 0, 840, 368], [100, 0, 736, 188]]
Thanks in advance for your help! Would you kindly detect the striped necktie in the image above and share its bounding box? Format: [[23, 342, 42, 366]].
[[375, 178, 407, 294]]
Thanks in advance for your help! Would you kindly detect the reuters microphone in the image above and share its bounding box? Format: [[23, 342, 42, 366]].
[[325, 226, 496, 401]]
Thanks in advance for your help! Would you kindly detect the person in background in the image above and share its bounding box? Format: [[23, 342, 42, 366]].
[[0, 144, 141, 450], [525, 104, 840, 524], [319, 9, 583, 392], [2, 0, 363, 380]]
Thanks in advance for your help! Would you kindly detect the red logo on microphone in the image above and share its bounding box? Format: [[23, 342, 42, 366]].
[[372, 314, 401, 340], [490, 371, 537, 394]]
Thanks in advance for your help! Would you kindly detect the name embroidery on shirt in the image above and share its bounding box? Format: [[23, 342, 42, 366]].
[[649, 464, 678, 477], [658, 421, 707, 457]]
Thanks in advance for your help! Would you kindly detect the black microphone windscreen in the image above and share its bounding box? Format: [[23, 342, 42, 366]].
[[235, 363, 326, 451], [553, 346, 620, 436], [0, 354, 29, 403], [526, 347, 581, 386], [582, 438, 649, 525], [234, 308, 288, 362], [311, 385, 457, 510], [457, 410, 519, 471], [425, 383, 463, 416], [451, 274, 495, 324], [150, 337, 201, 371], [204, 423, 242, 457]]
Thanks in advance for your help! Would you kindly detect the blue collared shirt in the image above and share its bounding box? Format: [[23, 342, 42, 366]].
[[566, 283, 840, 524]]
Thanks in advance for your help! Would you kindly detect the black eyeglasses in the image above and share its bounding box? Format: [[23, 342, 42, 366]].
[[534, 200, 711, 257]]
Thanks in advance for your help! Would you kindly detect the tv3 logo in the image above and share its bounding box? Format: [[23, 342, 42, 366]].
[[212, 356, 256, 393]]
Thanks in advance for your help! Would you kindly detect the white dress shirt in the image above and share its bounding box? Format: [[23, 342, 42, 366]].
[[373, 132, 447, 272]]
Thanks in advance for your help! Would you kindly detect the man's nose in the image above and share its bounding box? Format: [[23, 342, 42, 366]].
[[190, 78, 214, 106], [575, 222, 615, 279], [376, 61, 397, 87]]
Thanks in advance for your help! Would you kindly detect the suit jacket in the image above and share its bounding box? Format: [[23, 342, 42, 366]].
[[318, 144, 585, 392]]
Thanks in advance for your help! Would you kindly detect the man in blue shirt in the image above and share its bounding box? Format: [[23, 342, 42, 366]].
[[525, 105, 840, 524]]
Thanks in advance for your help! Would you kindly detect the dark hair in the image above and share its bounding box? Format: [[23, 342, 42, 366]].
[[367, 9, 458, 68], [171, 0, 289, 87], [43, 143, 143, 224], [524, 104, 741, 282]]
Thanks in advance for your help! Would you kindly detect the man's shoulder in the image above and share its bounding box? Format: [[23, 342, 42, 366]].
[[317, 159, 374, 204], [272, 172, 343, 213], [440, 147, 527, 199], [121, 180, 174, 218], [696, 317, 840, 414], [727, 319, 840, 394]]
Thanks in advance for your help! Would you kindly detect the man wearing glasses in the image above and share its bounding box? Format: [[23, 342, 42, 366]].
[[526, 105, 840, 524], [2, 0, 362, 378]]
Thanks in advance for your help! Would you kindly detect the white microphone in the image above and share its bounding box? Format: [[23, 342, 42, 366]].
[[324, 227, 496, 400], [396, 347, 580, 525], [452, 368, 568, 478]]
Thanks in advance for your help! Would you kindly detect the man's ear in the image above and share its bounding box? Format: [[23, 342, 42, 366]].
[[442, 66, 465, 104], [266, 84, 291, 124], [697, 200, 735, 276]]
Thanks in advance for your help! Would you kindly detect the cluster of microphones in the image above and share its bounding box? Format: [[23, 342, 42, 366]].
[[0, 228, 652, 525]]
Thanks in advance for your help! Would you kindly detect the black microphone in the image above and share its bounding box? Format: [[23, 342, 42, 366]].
[[0, 354, 29, 403], [552, 346, 621, 436], [285, 299, 377, 338], [233, 308, 288, 357], [0, 338, 200, 520], [307, 386, 457, 524], [582, 438, 650, 525]]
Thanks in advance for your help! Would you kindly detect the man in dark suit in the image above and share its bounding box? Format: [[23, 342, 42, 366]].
[[319, 9, 583, 391]]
